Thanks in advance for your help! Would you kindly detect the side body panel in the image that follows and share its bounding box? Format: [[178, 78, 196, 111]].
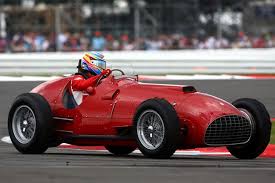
[[77, 76, 118, 135], [31, 77, 82, 134]]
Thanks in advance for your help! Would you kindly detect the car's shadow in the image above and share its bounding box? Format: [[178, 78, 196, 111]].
[[45, 149, 236, 161]]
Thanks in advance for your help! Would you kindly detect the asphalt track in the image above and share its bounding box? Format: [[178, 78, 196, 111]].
[[0, 80, 275, 183]]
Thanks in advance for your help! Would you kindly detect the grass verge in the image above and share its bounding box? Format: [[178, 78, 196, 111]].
[[270, 122, 275, 144]]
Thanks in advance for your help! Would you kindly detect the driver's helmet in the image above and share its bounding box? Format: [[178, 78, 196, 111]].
[[80, 52, 106, 75]]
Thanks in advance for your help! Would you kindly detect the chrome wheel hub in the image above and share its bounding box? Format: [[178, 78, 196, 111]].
[[12, 105, 36, 144], [137, 110, 165, 150]]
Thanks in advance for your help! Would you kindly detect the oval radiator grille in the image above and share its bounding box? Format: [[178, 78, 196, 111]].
[[205, 115, 252, 146]]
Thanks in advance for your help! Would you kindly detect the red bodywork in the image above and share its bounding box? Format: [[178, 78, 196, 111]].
[[31, 75, 244, 149]]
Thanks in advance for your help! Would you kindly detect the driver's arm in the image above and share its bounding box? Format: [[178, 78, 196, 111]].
[[72, 69, 111, 91], [72, 75, 101, 91]]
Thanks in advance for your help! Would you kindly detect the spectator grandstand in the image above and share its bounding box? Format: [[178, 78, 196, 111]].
[[0, 31, 273, 53], [0, 0, 274, 52]]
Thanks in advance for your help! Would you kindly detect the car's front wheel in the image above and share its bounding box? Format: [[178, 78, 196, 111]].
[[8, 93, 53, 154], [227, 98, 271, 159], [134, 99, 180, 158]]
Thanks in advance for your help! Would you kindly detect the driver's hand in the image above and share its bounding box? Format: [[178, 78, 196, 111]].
[[86, 86, 95, 95], [101, 69, 112, 77]]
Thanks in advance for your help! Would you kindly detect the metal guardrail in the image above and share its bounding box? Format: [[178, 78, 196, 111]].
[[0, 49, 275, 75]]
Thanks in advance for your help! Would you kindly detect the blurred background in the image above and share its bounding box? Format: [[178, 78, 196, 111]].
[[0, 0, 274, 53], [0, 0, 274, 76]]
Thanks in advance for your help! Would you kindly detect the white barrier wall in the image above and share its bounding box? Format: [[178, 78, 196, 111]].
[[0, 49, 275, 75]]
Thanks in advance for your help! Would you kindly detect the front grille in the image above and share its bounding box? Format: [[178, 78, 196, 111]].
[[205, 115, 252, 146]]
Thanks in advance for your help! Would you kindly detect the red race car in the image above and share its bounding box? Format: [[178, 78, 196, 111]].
[[8, 69, 271, 159]]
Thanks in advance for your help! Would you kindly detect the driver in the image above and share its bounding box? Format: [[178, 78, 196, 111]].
[[72, 52, 112, 93]]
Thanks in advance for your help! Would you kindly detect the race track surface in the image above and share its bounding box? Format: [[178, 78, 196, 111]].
[[0, 80, 275, 183], [1, 144, 275, 183]]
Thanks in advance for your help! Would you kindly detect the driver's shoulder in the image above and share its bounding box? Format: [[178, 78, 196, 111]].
[[72, 73, 85, 81]]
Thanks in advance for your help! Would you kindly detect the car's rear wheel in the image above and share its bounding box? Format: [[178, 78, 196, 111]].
[[105, 145, 136, 155], [8, 93, 53, 154], [227, 98, 271, 159], [134, 98, 180, 158]]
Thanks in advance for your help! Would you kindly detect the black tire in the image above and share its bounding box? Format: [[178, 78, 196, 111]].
[[105, 145, 136, 155], [134, 98, 180, 158], [227, 98, 271, 159], [8, 93, 53, 154]]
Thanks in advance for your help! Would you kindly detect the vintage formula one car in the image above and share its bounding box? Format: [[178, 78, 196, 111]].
[[8, 69, 271, 159]]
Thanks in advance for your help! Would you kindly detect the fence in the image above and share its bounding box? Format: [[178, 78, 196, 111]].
[[0, 49, 275, 75]]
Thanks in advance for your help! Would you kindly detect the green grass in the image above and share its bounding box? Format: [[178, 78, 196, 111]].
[[270, 122, 275, 144]]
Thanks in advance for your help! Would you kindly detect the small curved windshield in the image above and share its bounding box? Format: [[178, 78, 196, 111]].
[[107, 63, 137, 76]]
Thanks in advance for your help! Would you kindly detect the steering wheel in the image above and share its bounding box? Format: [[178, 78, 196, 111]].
[[95, 69, 125, 86], [96, 74, 105, 87]]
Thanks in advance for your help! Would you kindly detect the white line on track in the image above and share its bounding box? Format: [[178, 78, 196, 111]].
[[146, 74, 253, 80], [1, 136, 70, 146], [0, 74, 257, 82], [1, 136, 12, 144], [0, 76, 61, 81], [1, 136, 230, 156]]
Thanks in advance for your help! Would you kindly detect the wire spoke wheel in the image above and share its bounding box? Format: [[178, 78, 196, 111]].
[[137, 110, 165, 150], [134, 99, 180, 158], [8, 93, 53, 154], [12, 105, 36, 144]]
